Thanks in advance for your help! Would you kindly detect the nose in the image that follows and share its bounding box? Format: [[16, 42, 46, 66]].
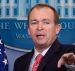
[[37, 22, 43, 30]]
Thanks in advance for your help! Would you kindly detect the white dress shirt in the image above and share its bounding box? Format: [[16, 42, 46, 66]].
[[28, 47, 50, 71]]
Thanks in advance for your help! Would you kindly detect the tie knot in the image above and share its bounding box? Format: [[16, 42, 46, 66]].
[[36, 54, 43, 62]]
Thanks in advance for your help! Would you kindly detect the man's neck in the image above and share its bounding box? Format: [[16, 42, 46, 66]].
[[35, 45, 50, 53]]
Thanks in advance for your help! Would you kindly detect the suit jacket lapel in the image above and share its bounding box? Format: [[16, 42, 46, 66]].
[[24, 50, 34, 71], [37, 39, 61, 71]]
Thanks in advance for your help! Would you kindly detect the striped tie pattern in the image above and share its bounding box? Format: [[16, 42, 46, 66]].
[[32, 54, 43, 71]]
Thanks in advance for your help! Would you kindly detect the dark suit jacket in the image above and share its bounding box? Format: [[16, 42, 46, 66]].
[[13, 39, 75, 71]]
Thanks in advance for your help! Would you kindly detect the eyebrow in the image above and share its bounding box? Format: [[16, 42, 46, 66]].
[[42, 19, 49, 21], [30, 19, 50, 23], [30, 19, 38, 22]]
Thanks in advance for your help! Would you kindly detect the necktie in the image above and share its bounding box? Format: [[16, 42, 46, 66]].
[[32, 54, 43, 71]]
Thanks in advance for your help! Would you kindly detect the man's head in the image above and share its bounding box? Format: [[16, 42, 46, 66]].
[[28, 4, 60, 48], [28, 4, 59, 25]]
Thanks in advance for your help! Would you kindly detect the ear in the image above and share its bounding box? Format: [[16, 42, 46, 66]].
[[56, 24, 61, 35]]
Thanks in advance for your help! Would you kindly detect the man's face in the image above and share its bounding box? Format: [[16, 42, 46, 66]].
[[28, 7, 60, 47]]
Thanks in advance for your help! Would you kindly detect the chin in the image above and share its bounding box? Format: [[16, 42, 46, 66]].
[[37, 42, 46, 46]]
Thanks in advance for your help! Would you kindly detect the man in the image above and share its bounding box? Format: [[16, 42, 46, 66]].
[[14, 4, 75, 71]]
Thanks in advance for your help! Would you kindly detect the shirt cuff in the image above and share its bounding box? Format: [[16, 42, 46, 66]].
[[65, 64, 75, 71]]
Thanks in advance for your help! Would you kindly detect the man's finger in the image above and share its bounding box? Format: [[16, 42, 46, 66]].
[[57, 57, 65, 68], [57, 53, 74, 68]]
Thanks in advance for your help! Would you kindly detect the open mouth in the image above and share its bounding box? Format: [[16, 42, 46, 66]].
[[36, 34, 45, 38]]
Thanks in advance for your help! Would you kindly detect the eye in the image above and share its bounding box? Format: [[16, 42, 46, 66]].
[[43, 21, 50, 24], [42, 19, 50, 24], [31, 22, 37, 25], [29, 20, 38, 25], [30, 21, 38, 25]]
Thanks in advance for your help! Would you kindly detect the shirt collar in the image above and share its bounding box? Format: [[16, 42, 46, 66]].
[[33, 46, 51, 59]]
